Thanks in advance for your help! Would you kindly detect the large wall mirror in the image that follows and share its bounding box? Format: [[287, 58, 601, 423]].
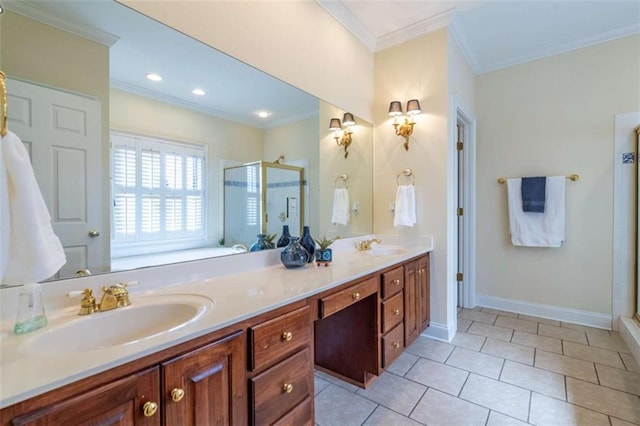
[[0, 0, 373, 285]]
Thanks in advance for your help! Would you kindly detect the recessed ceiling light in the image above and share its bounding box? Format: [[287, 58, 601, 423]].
[[256, 111, 271, 118], [192, 88, 206, 96], [146, 73, 162, 82]]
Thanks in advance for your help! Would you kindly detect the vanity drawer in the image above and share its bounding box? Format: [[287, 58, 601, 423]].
[[249, 305, 311, 372], [272, 396, 313, 426], [319, 276, 378, 319], [381, 322, 404, 368], [381, 267, 404, 299], [381, 291, 404, 334], [250, 348, 313, 426]]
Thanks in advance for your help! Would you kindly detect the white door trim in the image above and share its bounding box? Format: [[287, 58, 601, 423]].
[[447, 94, 477, 340]]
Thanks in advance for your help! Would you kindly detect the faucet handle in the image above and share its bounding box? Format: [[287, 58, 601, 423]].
[[77, 289, 97, 315]]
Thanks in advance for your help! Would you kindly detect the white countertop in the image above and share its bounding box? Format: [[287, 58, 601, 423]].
[[0, 235, 432, 409]]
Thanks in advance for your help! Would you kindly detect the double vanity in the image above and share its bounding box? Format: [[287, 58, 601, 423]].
[[0, 236, 432, 425]]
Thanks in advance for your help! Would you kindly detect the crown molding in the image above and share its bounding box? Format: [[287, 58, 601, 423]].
[[477, 23, 640, 74], [4, 1, 119, 46], [111, 80, 318, 130], [375, 8, 454, 52], [447, 15, 480, 75], [315, 0, 377, 51]]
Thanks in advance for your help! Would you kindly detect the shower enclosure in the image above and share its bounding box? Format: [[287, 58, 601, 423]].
[[224, 161, 304, 248]]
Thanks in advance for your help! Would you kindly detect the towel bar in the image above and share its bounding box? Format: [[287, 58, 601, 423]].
[[497, 174, 579, 184]]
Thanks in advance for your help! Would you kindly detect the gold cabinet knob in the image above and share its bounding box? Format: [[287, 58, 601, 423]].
[[283, 383, 293, 393], [282, 331, 293, 341], [142, 401, 158, 417], [393, 309, 400, 316], [352, 292, 361, 300], [392, 342, 401, 349], [393, 279, 400, 286], [171, 388, 185, 402]]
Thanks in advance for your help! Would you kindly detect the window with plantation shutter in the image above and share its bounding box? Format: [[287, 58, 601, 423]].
[[111, 131, 206, 249]]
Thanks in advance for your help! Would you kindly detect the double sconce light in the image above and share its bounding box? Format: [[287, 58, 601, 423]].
[[388, 99, 421, 151], [329, 112, 356, 159]]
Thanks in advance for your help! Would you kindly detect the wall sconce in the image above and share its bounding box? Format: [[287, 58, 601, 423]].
[[388, 99, 421, 150], [329, 112, 356, 158]]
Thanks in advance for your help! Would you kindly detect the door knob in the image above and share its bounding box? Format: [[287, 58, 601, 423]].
[[88, 229, 101, 238]]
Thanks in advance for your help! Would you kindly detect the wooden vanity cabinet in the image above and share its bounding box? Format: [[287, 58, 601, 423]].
[[9, 367, 161, 426], [404, 254, 431, 347], [380, 267, 405, 369], [248, 305, 314, 426], [161, 331, 246, 425]]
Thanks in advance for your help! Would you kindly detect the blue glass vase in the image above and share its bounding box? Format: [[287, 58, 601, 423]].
[[277, 225, 291, 248], [300, 226, 316, 263], [280, 237, 309, 268], [250, 234, 270, 252]]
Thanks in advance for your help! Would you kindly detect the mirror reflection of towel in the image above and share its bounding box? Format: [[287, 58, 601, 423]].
[[331, 188, 350, 226], [394, 185, 416, 227]]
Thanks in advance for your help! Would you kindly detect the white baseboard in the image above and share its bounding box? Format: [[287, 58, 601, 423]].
[[476, 294, 612, 330], [620, 317, 640, 366], [422, 321, 452, 342]]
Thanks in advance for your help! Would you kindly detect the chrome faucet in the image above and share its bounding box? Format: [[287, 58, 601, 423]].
[[356, 238, 382, 251]]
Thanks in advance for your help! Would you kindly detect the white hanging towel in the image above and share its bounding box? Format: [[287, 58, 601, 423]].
[[394, 184, 416, 227], [1, 130, 66, 284], [507, 176, 565, 247], [331, 188, 350, 226]]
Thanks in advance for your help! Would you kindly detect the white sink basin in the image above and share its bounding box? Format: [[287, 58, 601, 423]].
[[23, 294, 214, 356], [363, 245, 407, 256]]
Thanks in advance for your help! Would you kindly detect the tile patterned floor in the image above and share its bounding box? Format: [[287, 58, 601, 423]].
[[314, 307, 640, 426]]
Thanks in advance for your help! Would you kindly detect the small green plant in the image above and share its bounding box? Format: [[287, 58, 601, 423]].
[[218, 237, 225, 246], [315, 235, 340, 250], [264, 233, 277, 245]]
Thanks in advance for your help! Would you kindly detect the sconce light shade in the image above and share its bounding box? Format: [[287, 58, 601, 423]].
[[329, 118, 342, 131], [388, 101, 403, 117], [406, 99, 421, 115], [342, 112, 355, 126]]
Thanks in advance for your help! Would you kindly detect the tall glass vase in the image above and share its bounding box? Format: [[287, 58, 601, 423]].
[[300, 226, 316, 263]]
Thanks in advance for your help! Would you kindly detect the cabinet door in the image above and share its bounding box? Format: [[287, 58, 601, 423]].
[[162, 331, 246, 426], [418, 255, 431, 332], [11, 368, 160, 426], [403, 260, 420, 347]]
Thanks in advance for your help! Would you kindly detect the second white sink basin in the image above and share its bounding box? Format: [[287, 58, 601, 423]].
[[363, 245, 407, 256], [23, 294, 214, 356]]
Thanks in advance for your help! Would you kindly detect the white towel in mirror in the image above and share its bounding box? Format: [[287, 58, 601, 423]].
[[1, 130, 66, 284], [394, 185, 416, 227], [331, 188, 350, 226]]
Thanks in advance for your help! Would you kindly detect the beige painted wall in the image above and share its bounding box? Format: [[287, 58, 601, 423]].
[[318, 103, 374, 239], [1, 10, 111, 265], [264, 116, 320, 232], [373, 30, 450, 327], [476, 35, 640, 315], [119, 0, 374, 122], [110, 89, 265, 244]]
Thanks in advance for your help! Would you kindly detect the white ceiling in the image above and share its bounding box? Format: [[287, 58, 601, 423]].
[[317, 0, 640, 74]]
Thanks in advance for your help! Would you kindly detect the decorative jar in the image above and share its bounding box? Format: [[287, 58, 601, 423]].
[[280, 237, 309, 268]]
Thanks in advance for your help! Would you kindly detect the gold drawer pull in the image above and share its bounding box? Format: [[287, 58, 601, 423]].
[[171, 388, 185, 402], [352, 292, 361, 300], [283, 383, 294, 393], [393, 279, 400, 286], [393, 309, 400, 316], [282, 331, 293, 341], [142, 401, 158, 417], [392, 342, 401, 349]]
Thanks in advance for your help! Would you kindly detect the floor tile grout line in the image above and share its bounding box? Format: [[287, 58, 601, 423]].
[[565, 375, 640, 417]]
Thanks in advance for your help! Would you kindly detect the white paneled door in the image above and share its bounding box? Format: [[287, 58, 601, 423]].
[[7, 78, 104, 280]]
